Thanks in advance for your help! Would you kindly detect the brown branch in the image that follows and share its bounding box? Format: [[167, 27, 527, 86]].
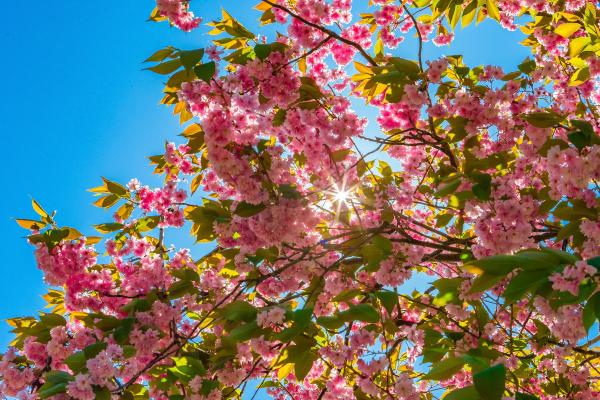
[[262, 0, 378, 66]]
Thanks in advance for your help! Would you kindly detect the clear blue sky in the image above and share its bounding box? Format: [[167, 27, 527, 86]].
[[0, 1, 528, 348]]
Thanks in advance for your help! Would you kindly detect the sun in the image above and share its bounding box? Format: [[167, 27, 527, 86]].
[[322, 175, 357, 220], [332, 188, 351, 205]]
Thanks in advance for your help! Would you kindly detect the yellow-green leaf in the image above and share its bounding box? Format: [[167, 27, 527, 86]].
[[94, 223, 124, 234], [15, 219, 46, 230], [569, 36, 591, 57], [486, 0, 500, 21], [462, 0, 478, 27], [569, 67, 590, 86], [425, 357, 466, 380], [144, 47, 175, 63], [102, 178, 128, 197], [145, 59, 182, 75], [555, 22, 581, 38], [32, 198, 49, 219]]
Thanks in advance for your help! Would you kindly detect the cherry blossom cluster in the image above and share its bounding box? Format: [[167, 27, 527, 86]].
[[155, 0, 201, 32]]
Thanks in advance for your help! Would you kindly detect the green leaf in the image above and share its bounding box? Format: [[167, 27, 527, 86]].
[[64, 351, 86, 373], [515, 393, 540, 400], [588, 256, 600, 270], [448, 4, 462, 30], [279, 184, 302, 199], [469, 273, 503, 293], [435, 213, 454, 228], [32, 198, 50, 219], [234, 202, 266, 217], [501, 71, 521, 81], [435, 177, 461, 198], [523, 112, 564, 128], [569, 36, 591, 57], [94, 387, 111, 400], [39, 381, 69, 399], [361, 243, 386, 271], [15, 218, 46, 230], [254, 44, 273, 61], [389, 57, 421, 77], [444, 385, 480, 400], [373, 235, 392, 254], [465, 252, 558, 276], [38, 371, 74, 399], [485, 0, 500, 21], [135, 216, 161, 232], [339, 304, 380, 323], [518, 59, 536, 74], [316, 315, 344, 330], [333, 289, 362, 302], [432, 277, 461, 306], [556, 220, 581, 241], [375, 291, 397, 314], [145, 58, 182, 74], [503, 269, 550, 303], [462, 354, 490, 373], [294, 351, 317, 380], [465, 255, 520, 275], [473, 363, 506, 400], [39, 313, 66, 327], [571, 119, 594, 134], [228, 321, 263, 341], [94, 222, 124, 234], [102, 177, 128, 196], [114, 318, 135, 344], [122, 345, 136, 359], [194, 62, 216, 83], [94, 194, 119, 208], [299, 77, 325, 100], [374, 70, 405, 84], [570, 67, 590, 86], [220, 301, 257, 322], [144, 47, 175, 63], [273, 108, 287, 127], [461, 0, 478, 27], [471, 173, 492, 201], [44, 371, 74, 385], [555, 23, 581, 38], [584, 292, 600, 329], [169, 356, 206, 381], [567, 131, 592, 150], [540, 248, 577, 265], [291, 307, 313, 326], [553, 203, 596, 220], [257, 381, 280, 388], [180, 49, 204, 71], [583, 294, 597, 331], [168, 280, 196, 300], [83, 341, 108, 359], [200, 380, 219, 396], [211, 9, 255, 39], [425, 356, 465, 380]]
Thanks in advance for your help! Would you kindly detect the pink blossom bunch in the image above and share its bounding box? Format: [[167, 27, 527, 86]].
[[156, 0, 201, 32]]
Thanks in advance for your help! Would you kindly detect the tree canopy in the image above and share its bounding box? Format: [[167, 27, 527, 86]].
[[2, 0, 600, 399]]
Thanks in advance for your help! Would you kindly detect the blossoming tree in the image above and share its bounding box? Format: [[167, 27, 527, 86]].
[[2, 0, 600, 399]]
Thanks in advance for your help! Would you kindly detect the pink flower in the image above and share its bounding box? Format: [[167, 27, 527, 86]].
[[156, 0, 201, 32], [256, 307, 286, 328], [66, 374, 95, 400]]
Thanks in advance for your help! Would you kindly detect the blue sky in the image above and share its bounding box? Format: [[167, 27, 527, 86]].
[[0, 1, 529, 349]]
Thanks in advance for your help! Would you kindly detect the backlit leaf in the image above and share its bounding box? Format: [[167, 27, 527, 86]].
[[194, 62, 216, 83], [474, 364, 506, 400]]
